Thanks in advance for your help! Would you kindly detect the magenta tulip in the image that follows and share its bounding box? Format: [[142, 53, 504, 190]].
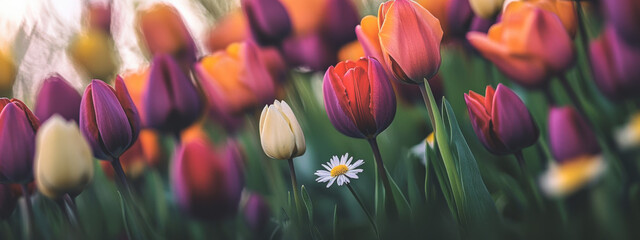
[[321, 0, 360, 48], [603, 0, 640, 45], [80, 77, 140, 161], [464, 84, 539, 155], [34, 74, 82, 123], [548, 107, 600, 162], [243, 193, 270, 231]]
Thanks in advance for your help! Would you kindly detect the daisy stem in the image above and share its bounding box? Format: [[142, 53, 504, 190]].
[[346, 184, 380, 239], [367, 137, 396, 217], [21, 183, 34, 240], [287, 158, 305, 224]]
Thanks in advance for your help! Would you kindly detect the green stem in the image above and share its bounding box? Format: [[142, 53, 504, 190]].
[[558, 74, 587, 117], [21, 184, 34, 240], [111, 158, 134, 198], [419, 80, 463, 220], [514, 151, 544, 210], [287, 158, 305, 223], [346, 184, 379, 239], [574, 0, 591, 65], [366, 137, 396, 217]]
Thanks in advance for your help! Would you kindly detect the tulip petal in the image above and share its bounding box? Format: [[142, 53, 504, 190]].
[[115, 76, 141, 146], [80, 86, 110, 160], [323, 67, 364, 138], [491, 84, 538, 152], [276, 100, 306, 157], [0, 103, 36, 182], [548, 107, 600, 162], [368, 58, 396, 135], [91, 80, 132, 159], [34, 75, 82, 123]]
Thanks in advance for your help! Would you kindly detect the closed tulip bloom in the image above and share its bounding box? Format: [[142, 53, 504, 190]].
[[206, 10, 249, 52], [470, 0, 504, 19], [80, 77, 140, 161], [243, 193, 270, 232], [464, 84, 538, 155], [506, 0, 577, 37], [281, 33, 337, 71], [259, 100, 305, 160], [0, 98, 40, 183], [378, 0, 444, 84], [467, 3, 575, 88], [321, 0, 360, 48], [144, 54, 202, 134], [87, 2, 111, 33], [548, 107, 600, 162], [323, 57, 396, 138], [0, 50, 16, 97], [0, 184, 18, 219], [589, 26, 640, 101], [243, 0, 292, 46], [280, 0, 326, 36], [138, 4, 197, 65], [172, 138, 244, 220], [34, 116, 93, 199], [603, 0, 640, 45], [446, 0, 473, 38], [34, 75, 82, 123]]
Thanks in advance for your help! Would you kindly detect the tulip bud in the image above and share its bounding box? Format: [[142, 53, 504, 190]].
[[281, 33, 337, 71], [464, 84, 539, 155], [470, 0, 504, 19], [34, 115, 93, 199], [195, 41, 276, 132], [378, 0, 444, 84], [589, 26, 640, 101], [243, 193, 270, 232], [323, 57, 396, 138], [0, 50, 16, 97], [259, 100, 305, 160], [144, 54, 202, 134], [548, 107, 600, 163], [603, 0, 640, 45], [87, 2, 111, 33], [68, 29, 118, 81], [80, 77, 140, 161], [0, 184, 18, 219], [34, 74, 82, 123], [172, 138, 244, 220], [321, 0, 360, 48], [0, 98, 40, 183], [446, 0, 474, 39], [467, 3, 575, 88], [243, 0, 292, 46], [138, 3, 197, 66]]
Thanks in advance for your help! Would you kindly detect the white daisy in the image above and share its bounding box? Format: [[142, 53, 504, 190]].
[[314, 153, 364, 188]]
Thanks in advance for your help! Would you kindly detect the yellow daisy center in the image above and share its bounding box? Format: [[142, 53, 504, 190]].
[[330, 164, 349, 177]]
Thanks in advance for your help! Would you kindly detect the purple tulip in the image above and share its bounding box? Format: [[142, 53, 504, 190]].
[[323, 57, 396, 139], [0, 98, 40, 183], [144, 54, 202, 134], [281, 33, 337, 72], [321, 0, 360, 48], [447, 0, 474, 38], [548, 107, 600, 162], [589, 26, 640, 101], [464, 84, 539, 155], [243, 193, 270, 231], [603, 0, 640, 45], [172, 137, 244, 220], [243, 0, 292, 46], [34, 74, 82, 123], [0, 184, 18, 219], [80, 77, 140, 161]]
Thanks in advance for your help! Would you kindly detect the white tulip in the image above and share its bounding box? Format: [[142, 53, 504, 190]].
[[35, 115, 94, 199], [259, 100, 306, 160]]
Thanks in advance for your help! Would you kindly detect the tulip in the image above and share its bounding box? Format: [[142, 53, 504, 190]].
[[138, 4, 197, 66], [280, 0, 327, 36], [281, 33, 337, 71], [206, 9, 249, 52], [603, 0, 640, 45], [259, 100, 305, 160], [34, 115, 93, 199], [68, 29, 117, 81], [506, 0, 577, 37], [0, 184, 18, 219], [589, 26, 640, 101], [144, 54, 202, 135], [80, 76, 140, 161], [445, 0, 473, 39], [469, 0, 504, 19], [243, 193, 270, 232], [323, 57, 396, 139], [548, 107, 600, 163], [0, 50, 16, 97], [172, 138, 244, 220], [467, 3, 575, 88], [416, 0, 450, 36], [34, 75, 82, 123], [87, 2, 111, 33], [321, 0, 360, 48], [243, 0, 292, 46], [378, 0, 444, 84], [0, 98, 40, 183], [464, 84, 538, 155]]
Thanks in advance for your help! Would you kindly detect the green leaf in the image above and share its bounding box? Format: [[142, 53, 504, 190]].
[[117, 192, 160, 240], [386, 170, 412, 218], [442, 99, 501, 236], [301, 185, 313, 223], [406, 153, 422, 212], [332, 205, 338, 240]]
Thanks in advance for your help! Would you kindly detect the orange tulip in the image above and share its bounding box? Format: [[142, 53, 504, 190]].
[[280, 0, 327, 36], [378, 0, 444, 84], [467, 3, 575, 88], [138, 4, 197, 65], [337, 41, 365, 62], [507, 0, 577, 37], [416, 0, 450, 36], [206, 9, 249, 52]]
